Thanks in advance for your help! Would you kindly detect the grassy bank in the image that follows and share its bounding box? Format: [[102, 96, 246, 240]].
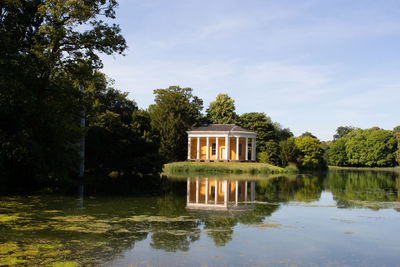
[[328, 166, 400, 172], [164, 161, 298, 176]]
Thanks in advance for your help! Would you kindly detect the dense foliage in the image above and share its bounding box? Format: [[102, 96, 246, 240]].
[[85, 73, 163, 179], [149, 86, 203, 162], [206, 93, 238, 124], [295, 136, 326, 170], [238, 112, 293, 166], [0, 1, 164, 191], [328, 127, 398, 167]]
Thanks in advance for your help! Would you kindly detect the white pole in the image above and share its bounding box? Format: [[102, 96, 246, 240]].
[[251, 138, 256, 161], [187, 137, 191, 160], [226, 136, 230, 160], [206, 137, 209, 160], [245, 181, 248, 204], [197, 137, 200, 160], [236, 137, 239, 160], [235, 180, 239, 206]]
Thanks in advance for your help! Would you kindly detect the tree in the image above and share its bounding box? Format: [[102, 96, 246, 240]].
[[206, 94, 238, 124], [395, 132, 400, 165], [333, 126, 357, 140], [295, 136, 326, 169], [0, 0, 126, 189], [328, 138, 347, 166], [279, 137, 298, 167], [239, 112, 293, 165], [149, 86, 203, 162], [84, 72, 163, 178], [345, 128, 396, 167], [393, 126, 400, 133]]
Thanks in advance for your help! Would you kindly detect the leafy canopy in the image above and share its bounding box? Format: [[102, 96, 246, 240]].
[[0, 0, 126, 188], [149, 86, 203, 162], [206, 94, 238, 124]]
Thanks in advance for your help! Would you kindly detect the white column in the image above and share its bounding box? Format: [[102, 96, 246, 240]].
[[196, 178, 199, 204], [251, 181, 255, 201], [236, 137, 239, 160], [224, 181, 229, 207], [197, 137, 200, 160], [245, 181, 248, 203], [225, 135, 230, 160], [205, 178, 209, 204], [215, 179, 218, 204], [206, 137, 209, 160], [187, 178, 190, 203], [251, 138, 256, 161], [216, 137, 219, 160], [245, 137, 248, 161], [235, 180, 239, 206], [187, 137, 191, 160]]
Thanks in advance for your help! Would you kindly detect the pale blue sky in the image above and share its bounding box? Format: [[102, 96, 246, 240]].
[[100, 0, 400, 140]]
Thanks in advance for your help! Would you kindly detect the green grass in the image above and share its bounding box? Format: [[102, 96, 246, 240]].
[[163, 161, 298, 176], [328, 166, 400, 172]]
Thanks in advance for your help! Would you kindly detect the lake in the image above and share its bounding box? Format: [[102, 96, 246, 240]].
[[1, 170, 400, 266]]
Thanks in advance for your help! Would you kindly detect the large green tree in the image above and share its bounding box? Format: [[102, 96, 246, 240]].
[[84, 72, 162, 179], [239, 112, 293, 165], [279, 137, 298, 167], [345, 128, 396, 167], [328, 138, 347, 166], [328, 127, 397, 167], [0, 0, 126, 189], [295, 135, 326, 169], [149, 86, 203, 162], [206, 94, 238, 124]]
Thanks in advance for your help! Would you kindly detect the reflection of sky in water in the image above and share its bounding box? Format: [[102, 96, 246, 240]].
[[111, 174, 400, 267], [113, 193, 400, 266]]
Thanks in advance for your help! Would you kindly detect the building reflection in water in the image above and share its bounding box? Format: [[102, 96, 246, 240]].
[[186, 178, 256, 211]]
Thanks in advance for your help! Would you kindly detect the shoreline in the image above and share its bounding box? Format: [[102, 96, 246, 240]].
[[328, 166, 400, 172], [163, 161, 297, 175]]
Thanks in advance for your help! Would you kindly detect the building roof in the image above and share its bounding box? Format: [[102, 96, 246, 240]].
[[188, 124, 254, 133]]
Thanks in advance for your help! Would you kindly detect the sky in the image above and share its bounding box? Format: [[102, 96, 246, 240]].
[[100, 0, 400, 141]]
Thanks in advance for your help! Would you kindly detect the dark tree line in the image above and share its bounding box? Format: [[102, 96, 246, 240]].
[[0, 0, 161, 191]]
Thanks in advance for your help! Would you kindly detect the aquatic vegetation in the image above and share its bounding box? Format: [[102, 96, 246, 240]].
[[0, 240, 71, 266], [254, 223, 281, 229], [0, 213, 22, 222], [51, 215, 96, 222], [52, 261, 80, 267], [124, 215, 198, 223], [212, 256, 224, 259], [330, 218, 354, 224], [43, 210, 62, 213], [0, 242, 19, 255]]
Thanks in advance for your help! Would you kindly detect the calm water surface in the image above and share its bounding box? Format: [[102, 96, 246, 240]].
[[1, 170, 400, 266]]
